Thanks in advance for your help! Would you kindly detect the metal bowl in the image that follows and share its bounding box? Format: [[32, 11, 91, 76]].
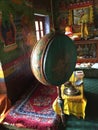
[[64, 82, 80, 96]]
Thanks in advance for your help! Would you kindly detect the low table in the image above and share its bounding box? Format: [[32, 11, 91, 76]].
[[53, 72, 87, 119], [53, 84, 87, 119]]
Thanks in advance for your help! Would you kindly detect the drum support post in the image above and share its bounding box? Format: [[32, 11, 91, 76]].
[[57, 86, 66, 127]]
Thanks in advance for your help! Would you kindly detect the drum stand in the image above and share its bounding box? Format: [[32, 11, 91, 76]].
[[57, 86, 66, 127]]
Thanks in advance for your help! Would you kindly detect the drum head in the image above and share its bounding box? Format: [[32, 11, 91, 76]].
[[43, 33, 77, 86]]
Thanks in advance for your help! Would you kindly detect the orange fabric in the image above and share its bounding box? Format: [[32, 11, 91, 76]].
[[0, 94, 11, 123]]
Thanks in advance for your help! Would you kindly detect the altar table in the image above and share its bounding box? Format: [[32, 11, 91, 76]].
[[53, 72, 87, 119]]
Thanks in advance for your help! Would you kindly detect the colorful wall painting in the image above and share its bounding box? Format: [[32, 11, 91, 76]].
[[0, 0, 36, 65], [51, 0, 69, 33], [0, 0, 37, 102]]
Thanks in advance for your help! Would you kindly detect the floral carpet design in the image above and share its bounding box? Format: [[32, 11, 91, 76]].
[[4, 84, 60, 130]]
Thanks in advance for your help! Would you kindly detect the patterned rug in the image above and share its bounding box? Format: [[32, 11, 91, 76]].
[[4, 84, 60, 130]]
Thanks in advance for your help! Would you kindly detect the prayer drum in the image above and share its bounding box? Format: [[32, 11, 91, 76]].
[[31, 32, 77, 86]]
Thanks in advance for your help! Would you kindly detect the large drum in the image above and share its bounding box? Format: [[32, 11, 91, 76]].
[[30, 32, 77, 86]]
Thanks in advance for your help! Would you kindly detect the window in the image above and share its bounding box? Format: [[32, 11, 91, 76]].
[[34, 15, 45, 41], [34, 14, 50, 41]]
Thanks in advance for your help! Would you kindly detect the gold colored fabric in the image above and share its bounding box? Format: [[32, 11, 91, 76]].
[[0, 94, 11, 123], [53, 85, 87, 119], [53, 73, 87, 119]]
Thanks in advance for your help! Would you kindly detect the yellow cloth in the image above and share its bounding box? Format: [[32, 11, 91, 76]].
[[80, 14, 89, 23], [53, 73, 87, 119], [53, 85, 87, 119]]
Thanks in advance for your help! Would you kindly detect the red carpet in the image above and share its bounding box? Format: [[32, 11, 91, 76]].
[[4, 84, 60, 130]]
